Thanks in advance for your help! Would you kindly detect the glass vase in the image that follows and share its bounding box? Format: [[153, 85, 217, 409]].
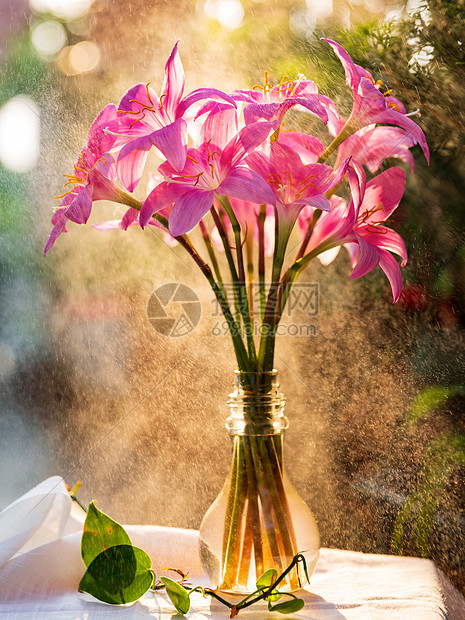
[[199, 370, 320, 594]]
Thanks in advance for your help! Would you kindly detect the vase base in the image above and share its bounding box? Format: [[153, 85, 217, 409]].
[[200, 538, 319, 595]]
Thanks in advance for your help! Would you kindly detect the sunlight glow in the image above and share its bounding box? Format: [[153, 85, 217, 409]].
[[31, 20, 67, 57], [57, 41, 101, 75], [204, 0, 244, 30], [0, 97, 40, 173], [29, 0, 93, 19]]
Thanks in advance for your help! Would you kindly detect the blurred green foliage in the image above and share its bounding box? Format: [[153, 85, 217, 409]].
[[392, 385, 465, 557]]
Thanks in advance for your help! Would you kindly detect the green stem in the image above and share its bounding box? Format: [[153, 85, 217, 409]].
[[258, 212, 293, 372], [317, 122, 355, 163], [210, 206, 244, 331], [221, 438, 248, 589], [236, 554, 309, 610], [199, 219, 224, 289], [216, 196, 258, 367], [257, 204, 267, 322], [175, 233, 251, 372]]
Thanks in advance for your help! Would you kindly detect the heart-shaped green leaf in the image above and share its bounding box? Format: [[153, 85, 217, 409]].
[[81, 502, 132, 568], [161, 577, 191, 615], [79, 544, 153, 605], [268, 597, 305, 614], [256, 568, 281, 602], [256, 568, 278, 589]]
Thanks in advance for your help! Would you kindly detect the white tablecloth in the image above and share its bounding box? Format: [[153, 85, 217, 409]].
[[0, 477, 464, 619]]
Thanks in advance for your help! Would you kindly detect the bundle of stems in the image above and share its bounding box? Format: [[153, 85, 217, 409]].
[[116, 136, 344, 591]]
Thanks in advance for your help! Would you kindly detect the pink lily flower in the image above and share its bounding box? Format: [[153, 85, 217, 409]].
[[140, 116, 279, 237], [45, 104, 122, 254], [335, 124, 416, 173], [303, 166, 408, 301], [230, 73, 328, 127], [277, 131, 325, 164], [113, 42, 236, 192], [246, 142, 350, 230], [322, 39, 429, 162], [94, 174, 177, 246]]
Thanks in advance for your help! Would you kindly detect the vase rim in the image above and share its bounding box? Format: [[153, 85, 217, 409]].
[[233, 369, 278, 375]]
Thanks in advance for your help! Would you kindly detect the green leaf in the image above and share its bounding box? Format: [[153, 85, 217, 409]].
[[160, 577, 190, 615], [256, 568, 278, 589], [407, 386, 462, 425], [79, 545, 153, 605], [268, 598, 305, 614], [256, 568, 282, 602], [81, 501, 132, 568]]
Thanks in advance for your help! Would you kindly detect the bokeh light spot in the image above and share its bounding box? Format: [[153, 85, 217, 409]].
[[31, 20, 67, 57], [0, 97, 40, 173], [57, 41, 101, 75]]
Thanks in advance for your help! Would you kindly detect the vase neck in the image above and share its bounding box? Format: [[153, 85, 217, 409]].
[[226, 370, 288, 436]]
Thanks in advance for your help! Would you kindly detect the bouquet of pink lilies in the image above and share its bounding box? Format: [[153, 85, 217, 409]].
[[47, 39, 429, 596], [46, 39, 428, 374]]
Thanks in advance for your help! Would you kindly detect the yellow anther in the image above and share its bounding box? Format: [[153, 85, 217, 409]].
[[284, 170, 293, 188], [158, 93, 167, 110], [54, 188, 76, 199], [145, 82, 154, 106], [129, 111, 146, 129], [387, 101, 401, 112], [253, 70, 272, 92]]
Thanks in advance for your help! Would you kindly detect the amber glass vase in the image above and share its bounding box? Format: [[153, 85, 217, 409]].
[[199, 370, 320, 594]]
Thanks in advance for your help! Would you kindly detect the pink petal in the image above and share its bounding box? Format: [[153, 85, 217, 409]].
[[276, 96, 328, 124], [218, 167, 276, 205], [150, 118, 187, 171], [117, 135, 152, 192], [348, 159, 366, 211], [356, 79, 429, 162], [363, 229, 408, 265], [378, 248, 404, 302], [263, 209, 275, 257], [140, 181, 188, 227], [87, 104, 119, 155], [350, 234, 380, 279], [221, 120, 279, 172], [93, 219, 127, 231], [344, 241, 359, 268], [44, 212, 68, 255], [318, 246, 341, 266], [169, 189, 214, 236], [362, 167, 406, 220], [118, 83, 160, 115], [243, 103, 279, 124], [314, 94, 345, 137], [230, 89, 263, 104], [246, 150, 271, 182], [322, 38, 360, 91], [337, 125, 416, 173], [161, 41, 185, 120], [176, 88, 236, 119], [200, 104, 238, 150], [294, 194, 331, 211], [278, 132, 324, 163], [65, 184, 93, 224]]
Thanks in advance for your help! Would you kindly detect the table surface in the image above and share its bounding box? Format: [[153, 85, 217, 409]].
[[0, 477, 464, 619]]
